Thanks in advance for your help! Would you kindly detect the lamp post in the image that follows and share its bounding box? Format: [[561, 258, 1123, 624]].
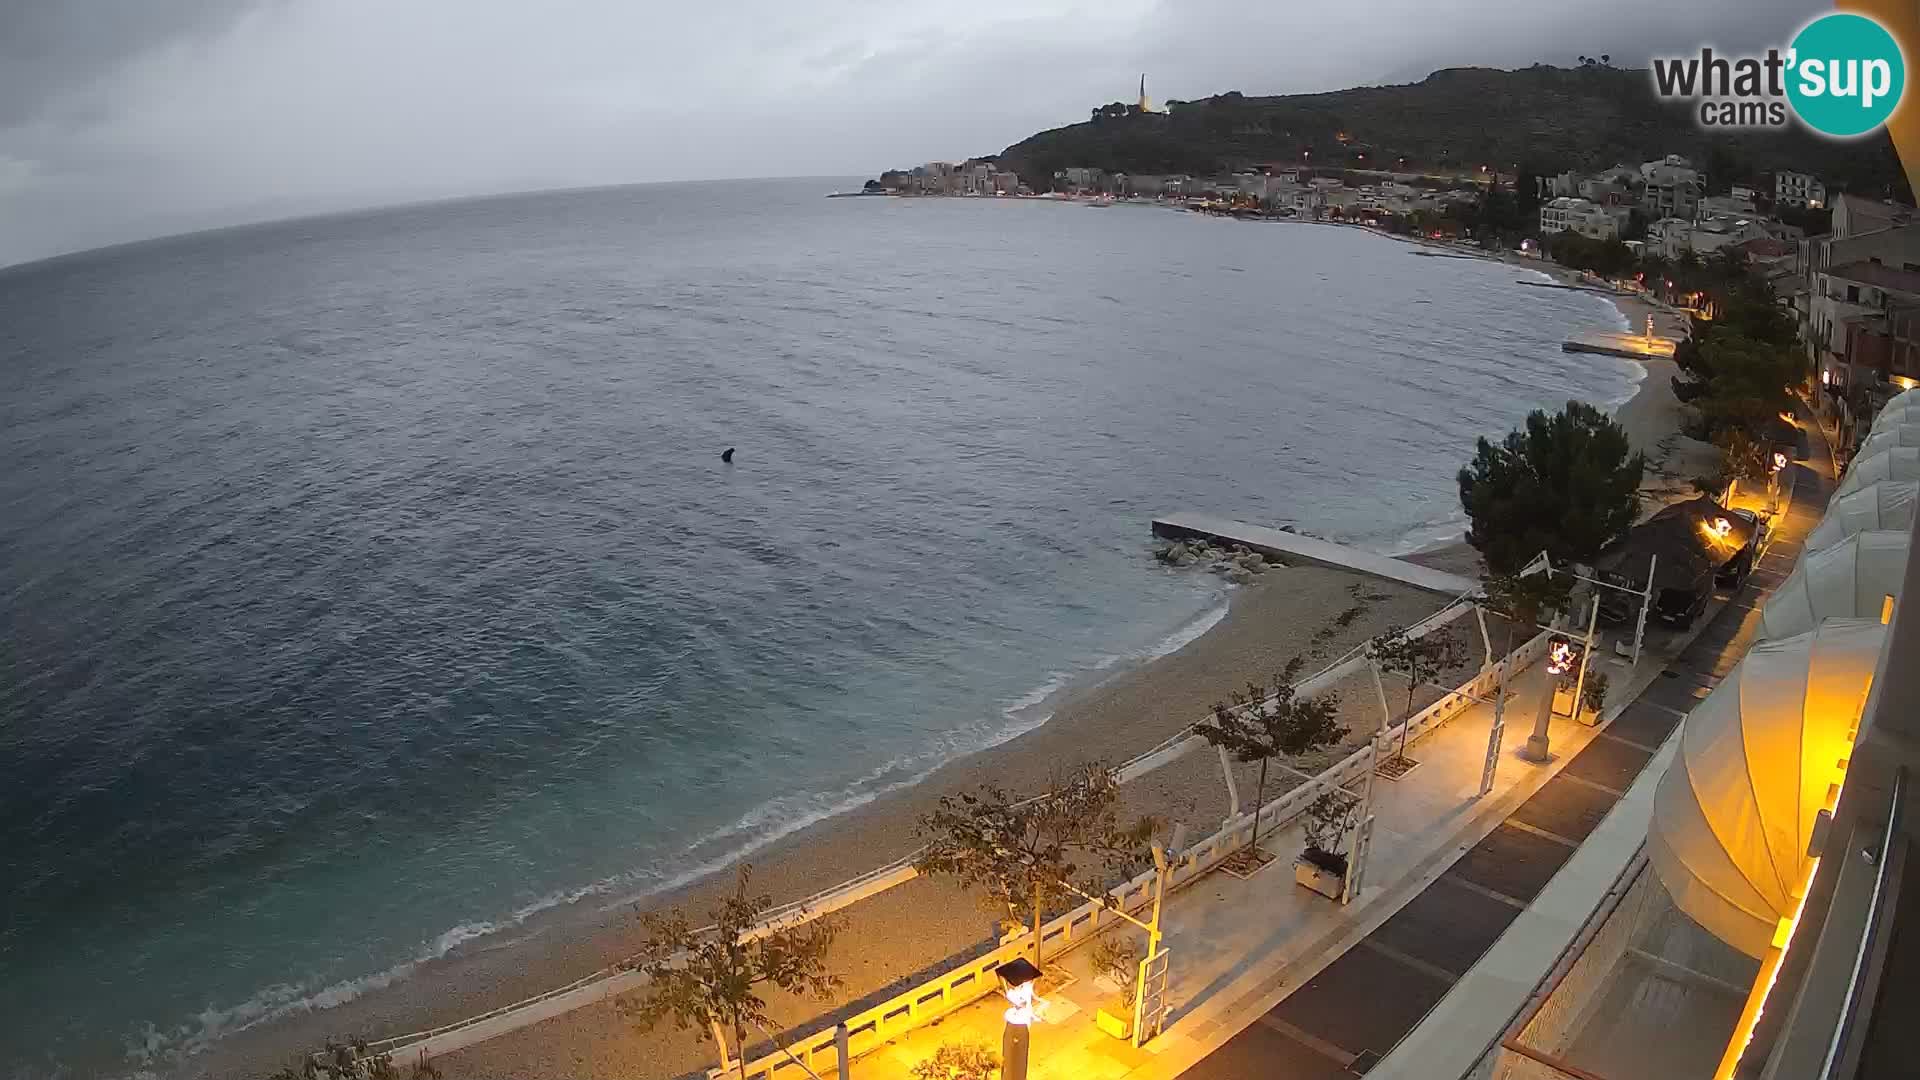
[[1523, 597, 1597, 761]]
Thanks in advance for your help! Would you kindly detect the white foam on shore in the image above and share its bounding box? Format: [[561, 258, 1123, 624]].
[[120, 913, 515, 1073], [127, 587, 1240, 1069]]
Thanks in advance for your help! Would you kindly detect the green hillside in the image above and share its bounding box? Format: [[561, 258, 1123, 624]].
[[997, 65, 1908, 197]]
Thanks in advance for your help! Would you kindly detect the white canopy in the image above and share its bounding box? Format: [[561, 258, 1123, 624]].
[[1870, 403, 1920, 432], [1855, 423, 1920, 459], [1759, 531, 1909, 640], [1883, 387, 1920, 413], [1836, 446, 1920, 498], [1807, 480, 1920, 552], [1649, 619, 1885, 957]]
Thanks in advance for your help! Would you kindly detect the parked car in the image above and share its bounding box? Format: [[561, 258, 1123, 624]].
[[1715, 509, 1764, 586]]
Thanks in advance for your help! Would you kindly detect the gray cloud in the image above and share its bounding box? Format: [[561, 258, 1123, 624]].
[[0, 0, 263, 126], [0, 0, 1831, 269]]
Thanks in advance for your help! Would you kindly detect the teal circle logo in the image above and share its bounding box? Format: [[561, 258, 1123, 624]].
[[1787, 13, 1906, 137]]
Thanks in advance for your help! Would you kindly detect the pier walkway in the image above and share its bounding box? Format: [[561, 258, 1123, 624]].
[[1562, 330, 1677, 360], [1151, 513, 1478, 597]]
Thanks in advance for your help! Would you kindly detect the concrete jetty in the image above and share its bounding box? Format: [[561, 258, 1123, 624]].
[[1152, 512, 1479, 596], [1563, 330, 1677, 360]]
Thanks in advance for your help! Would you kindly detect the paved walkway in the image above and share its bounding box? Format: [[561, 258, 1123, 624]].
[[1170, 404, 1836, 1080], [836, 658, 1631, 1079], [792, 411, 1838, 1080]]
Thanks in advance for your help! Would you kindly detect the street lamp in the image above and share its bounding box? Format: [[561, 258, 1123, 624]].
[[997, 957, 1043, 1080], [1523, 596, 1599, 762]]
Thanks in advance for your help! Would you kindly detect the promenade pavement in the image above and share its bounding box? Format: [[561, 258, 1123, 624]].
[[1176, 403, 1834, 1080], [801, 415, 1834, 1080], [839, 648, 1627, 1079]]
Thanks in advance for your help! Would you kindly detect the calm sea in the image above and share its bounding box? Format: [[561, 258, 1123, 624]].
[[0, 179, 1633, 1075]]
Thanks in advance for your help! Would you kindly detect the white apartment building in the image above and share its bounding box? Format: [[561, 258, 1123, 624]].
[[1539, 196, 1621, 240], [1775, 170, 1827, 209], [1638, 155, 1703, 220], [1646, 213, 1767, 258]]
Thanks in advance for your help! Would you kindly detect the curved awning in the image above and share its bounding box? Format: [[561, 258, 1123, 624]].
[[1857, 423, 1920, 459], [1870, 403, 1920, 432], [1883, 387, 1920, 413], [1807, 480, 1919, 553], [1649, 619, 1885, 957], [1760, 531, 1909, 640], [1837, 446, 1920, 498]]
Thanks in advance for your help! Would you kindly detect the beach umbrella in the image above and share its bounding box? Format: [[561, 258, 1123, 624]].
[[1648, 619, 1885, 957], [1836, 446, 1920, 498], [1807, 480, 1919, 553], [1856, 423, 1920, 459], [1759, 531, 1909, 640]]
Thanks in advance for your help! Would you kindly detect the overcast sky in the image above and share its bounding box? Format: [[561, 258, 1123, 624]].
[[0, 0, 1823, 268]]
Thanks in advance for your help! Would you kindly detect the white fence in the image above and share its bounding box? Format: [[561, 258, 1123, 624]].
[[367, 595, 1502, 1070], [719, 627, 1552, 1080]]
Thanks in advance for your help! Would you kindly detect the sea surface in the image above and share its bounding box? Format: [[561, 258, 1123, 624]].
[[0, 179, 1633, 1076]]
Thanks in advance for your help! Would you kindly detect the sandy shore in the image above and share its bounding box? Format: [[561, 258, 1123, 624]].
[[194, 564, 1488, 1080], [186, 246, 1698, 1080]]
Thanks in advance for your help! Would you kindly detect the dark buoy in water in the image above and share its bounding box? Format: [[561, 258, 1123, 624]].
[[721, 447, 735, 463]]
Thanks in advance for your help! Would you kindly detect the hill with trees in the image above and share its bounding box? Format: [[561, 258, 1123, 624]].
[[997, 64, 1909, 199]]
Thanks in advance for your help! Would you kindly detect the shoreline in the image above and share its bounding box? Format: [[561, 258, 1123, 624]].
[[179, 223, 1696, 1080], [191, 566, 1463, 1080]]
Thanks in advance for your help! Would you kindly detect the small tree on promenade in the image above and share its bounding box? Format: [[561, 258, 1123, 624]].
[[1481, 569, 1572, 652], [916, 763, 1158, 965], [1457, 401, 1644, 574], [621, 865, 842, 1078], [1194, 656, 1345, 859], [1369, 626, 1466, 765]]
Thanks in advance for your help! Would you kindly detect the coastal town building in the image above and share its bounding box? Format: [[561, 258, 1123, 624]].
[[1699, 191, 1758, 218], [1054, 166, 1106, 192], [1776, 169, 1828, 209], [1833, 191, 1916, 239], [1793, 194, 1920, 433], [1812, 260, 1920, 390], [1638, 154, 1704, 219], [1541, 155, 1713, 225], [1538, 196, 1623, 240], [1645, 212, 1766, 258], [1121, 174, 1188, 196]]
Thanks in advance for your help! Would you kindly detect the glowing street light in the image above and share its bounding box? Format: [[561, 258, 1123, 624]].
[[1547, 639, 1577, 676]]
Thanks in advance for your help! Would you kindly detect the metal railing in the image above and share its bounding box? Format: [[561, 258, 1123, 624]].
[[358, 592, 1501, 1068], [719, 627, 1552, 1080], [1819, 764, 1907, 1079]]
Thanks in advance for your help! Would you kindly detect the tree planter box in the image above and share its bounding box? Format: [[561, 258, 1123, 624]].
[[1294, 856, 1347, 900], [1096, 1006, 1134, 1040]]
